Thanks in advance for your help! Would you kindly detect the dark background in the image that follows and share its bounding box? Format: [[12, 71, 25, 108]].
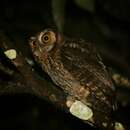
[[0, 0, 130, 130]]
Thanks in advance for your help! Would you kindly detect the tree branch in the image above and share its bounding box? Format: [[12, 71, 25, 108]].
[[0, 32, 68, 111]]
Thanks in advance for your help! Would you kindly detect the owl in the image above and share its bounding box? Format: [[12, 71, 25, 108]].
[[29, 28, 117, 129]]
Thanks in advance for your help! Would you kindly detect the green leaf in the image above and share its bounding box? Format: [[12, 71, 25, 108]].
[[74, 0, 95, 12], [52, 0, 66, 32]]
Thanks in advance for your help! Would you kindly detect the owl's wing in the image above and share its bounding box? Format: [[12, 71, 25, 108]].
[[60, 39, 116, 126], [61, 39, 112, 90]]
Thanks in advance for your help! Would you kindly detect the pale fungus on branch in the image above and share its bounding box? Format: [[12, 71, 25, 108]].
[[69, 100, 93, 120], [4, 49, 17, 60]]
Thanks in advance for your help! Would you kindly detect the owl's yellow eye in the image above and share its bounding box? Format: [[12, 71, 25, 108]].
[[39, 31, 56, 45], [42, 34, 50, 43]]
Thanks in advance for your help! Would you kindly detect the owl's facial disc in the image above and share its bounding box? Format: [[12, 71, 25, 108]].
[[38, 30, 56, 52]]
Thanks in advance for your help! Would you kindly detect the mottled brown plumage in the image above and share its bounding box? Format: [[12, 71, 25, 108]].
[[29, 28, 116, 129]]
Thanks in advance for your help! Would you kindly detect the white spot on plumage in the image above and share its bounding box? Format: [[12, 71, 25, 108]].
[[102, 122, 107, 127]]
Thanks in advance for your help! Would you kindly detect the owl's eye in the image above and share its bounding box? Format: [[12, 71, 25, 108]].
[[29, 37, 37, 49], [42, 34, 50, 43], [32, 41, 37, 47], [39, 31, 56, 45]]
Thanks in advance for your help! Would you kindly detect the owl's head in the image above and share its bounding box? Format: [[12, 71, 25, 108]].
[[29, 29, 63, 54]]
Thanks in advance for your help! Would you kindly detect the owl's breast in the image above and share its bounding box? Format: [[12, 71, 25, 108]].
[[46, 55, 86, 99]]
